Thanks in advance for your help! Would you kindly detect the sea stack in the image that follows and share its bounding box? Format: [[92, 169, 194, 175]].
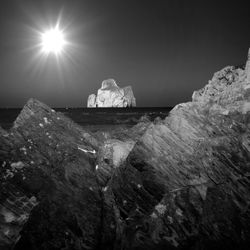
[[246, 47, 250, 83], [87, 79, 136, 107]]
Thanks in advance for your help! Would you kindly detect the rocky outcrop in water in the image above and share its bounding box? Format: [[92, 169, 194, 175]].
[[87, 79, 136, 107], [246, 48, 250, 83], [87, 94, 97, 108]]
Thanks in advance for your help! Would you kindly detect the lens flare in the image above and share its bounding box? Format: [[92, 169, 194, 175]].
[[22, 9, 83, 84], [41, 26, 66, 55]]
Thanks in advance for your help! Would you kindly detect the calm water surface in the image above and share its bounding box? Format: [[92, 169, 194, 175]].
[[0, 107, 172, 130]]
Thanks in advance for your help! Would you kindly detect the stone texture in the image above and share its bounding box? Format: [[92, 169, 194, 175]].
[[123, 86, 136, 107], [94, 116, 151, 187], [87, 79, 136, 107], [246, 48, 250, 83], [192, 66, 247, 105], [103, 52, 250, 249], [87, 94, 97, 108], [96, 139, 135, 187], [0, 99, 103, 250]]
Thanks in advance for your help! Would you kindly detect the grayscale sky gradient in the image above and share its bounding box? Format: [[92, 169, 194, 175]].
[[0, 0, 250, 107]]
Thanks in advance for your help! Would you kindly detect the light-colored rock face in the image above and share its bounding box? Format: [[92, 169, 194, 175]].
[[96, 86, 124, 107], [193, 48, 250, 106], [101, 79, 118, 89], [87, 79, 136, 107], [192, 65, 248, 107], [97, 139, 135, 185], [123, 86, 136, 107], [87, 94, 96, 107], [246, 48, 250, 83]]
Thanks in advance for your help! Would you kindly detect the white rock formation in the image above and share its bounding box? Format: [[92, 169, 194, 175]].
[[87, 94, 96, 108], [87, 79, 136, 107], [246, 48, 250, 83]]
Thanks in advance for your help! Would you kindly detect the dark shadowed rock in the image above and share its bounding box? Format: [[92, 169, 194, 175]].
[[0, 99, 103, 250]]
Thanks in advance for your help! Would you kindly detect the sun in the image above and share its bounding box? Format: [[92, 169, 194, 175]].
[[41, 26, 66, 55], [24, 12, 80, 77]]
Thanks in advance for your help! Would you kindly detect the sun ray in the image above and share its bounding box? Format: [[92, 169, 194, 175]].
[[19, 8, 86, 90]]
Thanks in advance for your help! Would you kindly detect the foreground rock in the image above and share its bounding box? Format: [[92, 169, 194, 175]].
[[0, 99, 103, 250], [0, 99, 149, 250], [87, 79, 136, 107], [96, 116, 151, 187], [105, 51, 250, 249]]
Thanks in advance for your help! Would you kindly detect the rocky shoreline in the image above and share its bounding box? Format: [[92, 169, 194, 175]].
[[0, 50, 250, 249]]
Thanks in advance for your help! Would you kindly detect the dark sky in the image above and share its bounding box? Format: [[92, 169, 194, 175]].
[[0, 0, 250, 107]]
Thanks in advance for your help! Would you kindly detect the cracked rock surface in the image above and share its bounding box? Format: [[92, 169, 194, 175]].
[[107, 59, 250, 249], [0, 99, 102, 250]]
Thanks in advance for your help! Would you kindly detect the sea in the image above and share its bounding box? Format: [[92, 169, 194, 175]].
[[0, 107, 172, 132]]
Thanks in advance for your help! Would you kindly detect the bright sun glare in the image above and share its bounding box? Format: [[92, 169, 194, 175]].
[[41, 27, 66, 55]]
